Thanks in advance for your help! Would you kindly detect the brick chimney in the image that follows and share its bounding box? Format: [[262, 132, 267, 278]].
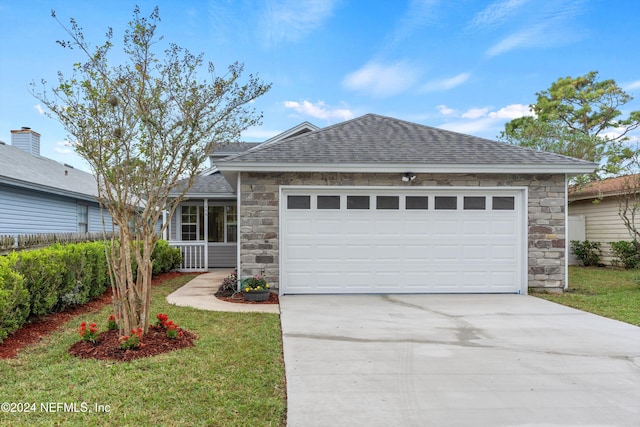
[[11, 127, 41, 156]]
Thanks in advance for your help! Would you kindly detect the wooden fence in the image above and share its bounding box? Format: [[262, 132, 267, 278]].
[[0, 232, 114, 254]]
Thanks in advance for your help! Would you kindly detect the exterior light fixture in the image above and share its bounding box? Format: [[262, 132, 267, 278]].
[[402, 172, 416, 182]]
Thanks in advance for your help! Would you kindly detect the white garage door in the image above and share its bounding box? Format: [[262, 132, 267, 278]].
[[280, 187, 525, 294]]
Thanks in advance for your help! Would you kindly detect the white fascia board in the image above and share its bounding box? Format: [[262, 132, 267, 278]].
[[262, 122, 320, 145], [216, 162, 598, 175]]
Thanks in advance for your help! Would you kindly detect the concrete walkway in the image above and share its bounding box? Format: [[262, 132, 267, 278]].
[[280, 294, 640, 427], [166, 269, 280, 314]]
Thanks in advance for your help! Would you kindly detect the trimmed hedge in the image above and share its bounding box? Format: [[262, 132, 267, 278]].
[[151, 240, 182, 276], [0, 257, 30, 343], [0, 239, 181, 343], [6, 242, 110, 317]]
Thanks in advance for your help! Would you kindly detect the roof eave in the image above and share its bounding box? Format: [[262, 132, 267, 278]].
[[169, 192, 236, 199], [216, 162, 597, 175], [0, 176, 99, 203]]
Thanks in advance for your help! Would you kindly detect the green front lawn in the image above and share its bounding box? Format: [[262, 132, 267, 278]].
[[0, 275, 286, 426], [535, 266, 640, 326]]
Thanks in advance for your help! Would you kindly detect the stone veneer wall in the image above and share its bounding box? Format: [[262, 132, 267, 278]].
[[239, 172, 566, 292]]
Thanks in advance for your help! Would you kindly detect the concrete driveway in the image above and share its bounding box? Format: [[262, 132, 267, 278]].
[[280, 294, 640, 427]]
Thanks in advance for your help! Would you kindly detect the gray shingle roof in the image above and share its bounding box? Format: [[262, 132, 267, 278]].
[[171, 172, 234, 196], [217, 114, 597, 171], [0, 142, 98, 200]]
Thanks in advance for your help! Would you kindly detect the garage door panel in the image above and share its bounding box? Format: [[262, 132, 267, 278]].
[[491, 220, 517, 235], [314, 244, 343, 259], [491, 245, 517, 261], [404, 219, 431, 234], [433, 220, 459, 236], [491, 271, 517, 287], [462, 245, 489, 261], [287, 244, 314, 260], [281, 188, 523, 294], [287, 219, 314, 235], [462, 221, 489, 235], [432, 245, 459, 261]]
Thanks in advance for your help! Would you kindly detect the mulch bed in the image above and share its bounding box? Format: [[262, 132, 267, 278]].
[[0, 272, 195, 360], [68, 327, 196, 362], [214, 288, 279, 304]]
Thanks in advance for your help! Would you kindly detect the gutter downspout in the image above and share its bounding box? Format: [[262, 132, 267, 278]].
[[236, 172, 242, 291], [565, 174, 569, 291]]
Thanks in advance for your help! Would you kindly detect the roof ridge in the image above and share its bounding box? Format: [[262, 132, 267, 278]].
[[218, 120, 330, 162]]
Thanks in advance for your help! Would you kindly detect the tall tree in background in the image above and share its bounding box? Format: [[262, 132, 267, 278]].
[[32, 7, 270, 335], [501, 71, 640, 179]]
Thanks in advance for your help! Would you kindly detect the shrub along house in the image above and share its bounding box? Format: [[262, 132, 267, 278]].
[[213, 114, 596, 295]]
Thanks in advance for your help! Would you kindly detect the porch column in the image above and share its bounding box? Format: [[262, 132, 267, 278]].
[[203, 199, 208, 270], [162, 210, 168, 240], [236, 172, 241, 289]]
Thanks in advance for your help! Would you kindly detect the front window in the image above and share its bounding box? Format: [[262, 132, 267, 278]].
[[180, 204, 237, 242], [226, 206, 237, 242], [77, 204, 88, 233], [181, 206, 198, 241]]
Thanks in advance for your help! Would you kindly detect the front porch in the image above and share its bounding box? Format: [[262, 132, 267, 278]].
[[166, 198, 237, 272]]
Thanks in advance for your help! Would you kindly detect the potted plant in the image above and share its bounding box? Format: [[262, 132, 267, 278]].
[[241, 275, 271, 302]]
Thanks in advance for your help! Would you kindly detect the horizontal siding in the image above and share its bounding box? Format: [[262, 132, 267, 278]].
[[88, 205, 113, 233], [0, 185, 80, 234], [569, 198, 634, 264], [209, 244, 237, 267]]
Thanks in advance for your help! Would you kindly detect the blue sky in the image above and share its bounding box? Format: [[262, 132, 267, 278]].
[[1, 0, 639, 171]]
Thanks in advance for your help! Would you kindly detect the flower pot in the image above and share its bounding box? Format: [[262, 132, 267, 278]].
[[242, 290, 270, 302]]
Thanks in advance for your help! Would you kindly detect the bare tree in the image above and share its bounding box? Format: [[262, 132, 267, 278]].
[[617, 171, 640, 241], [32, 7, 270, 334]]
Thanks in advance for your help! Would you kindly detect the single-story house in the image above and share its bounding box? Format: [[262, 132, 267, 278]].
[[0, 128, 112, 238], [191, 113, 594, 295], [568, 174, 640, 264]]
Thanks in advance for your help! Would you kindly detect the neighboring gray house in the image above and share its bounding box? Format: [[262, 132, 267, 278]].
[[0, 128, 111, 237], [213, 114, 596, 294]]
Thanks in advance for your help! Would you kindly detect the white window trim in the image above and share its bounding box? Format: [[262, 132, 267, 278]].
[[178, 202, 237, 243]]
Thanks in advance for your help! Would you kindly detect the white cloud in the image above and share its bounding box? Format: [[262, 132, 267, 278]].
[[343, 61, 422, 97], [488, 103, 534, 119], [439, 119, 498, 136], [389, 0, 438, 45], [481, 1, 589, 57], [283, 100, 354, 121], [462, 107, 489, 119], [470, 0, 529, 28], [260, 0, 338, 47], [437, 104, 457, 116], [624, 80, 640, 91], [439, 103, 535, 138], [54, 141, 72, 155], [421, 72, 471, 92], [486, 25, 545, 57], [34, 104, 45, 115]]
